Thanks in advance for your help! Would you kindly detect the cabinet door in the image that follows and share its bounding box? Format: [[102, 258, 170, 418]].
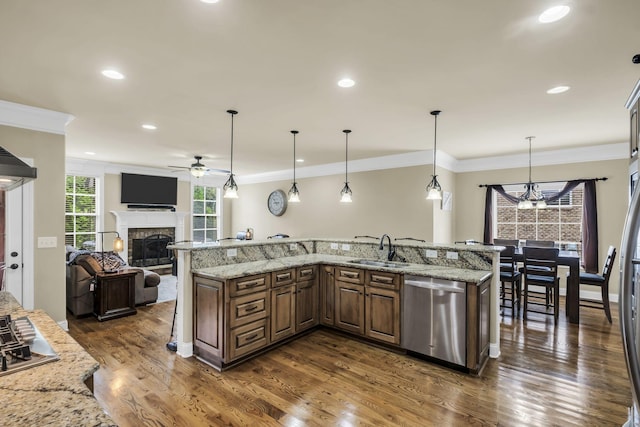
[[478, 280, 490, 360], [228, 318, 269, 361], [194, 276, 224, 361], [365, 286, 400, 345], [296, 280, 318, 332], [271, 285, 296, 343], [320, 266, 335, 326], [334, 280, 365, 335]]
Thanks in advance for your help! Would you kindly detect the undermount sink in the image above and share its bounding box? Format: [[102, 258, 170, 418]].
[[348, 259, 409, 268]]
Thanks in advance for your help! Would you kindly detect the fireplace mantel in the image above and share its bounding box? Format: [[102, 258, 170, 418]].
[[111, 210, 188, 261]]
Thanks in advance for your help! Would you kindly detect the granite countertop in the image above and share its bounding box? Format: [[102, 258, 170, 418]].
[[0, 292, 116, 426], [192, 254, 492, 283]]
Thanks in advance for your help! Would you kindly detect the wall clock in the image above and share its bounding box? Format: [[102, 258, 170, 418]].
[[267, 189, 287, 216]]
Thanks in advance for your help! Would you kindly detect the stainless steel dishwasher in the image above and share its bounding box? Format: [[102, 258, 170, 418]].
[[402, 275, 466, 366]]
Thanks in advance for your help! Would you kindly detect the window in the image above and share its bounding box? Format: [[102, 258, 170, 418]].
[[495, 183, 583, 255], [192, 185, 219, 243], [65, 175, 97, 249]]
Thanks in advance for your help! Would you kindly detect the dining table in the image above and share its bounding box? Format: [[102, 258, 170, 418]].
[[513, 248, 581, 324]]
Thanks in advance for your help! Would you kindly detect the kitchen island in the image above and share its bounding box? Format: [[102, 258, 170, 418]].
[[169, 238, 501, 372], [0, 292, 116, 426]]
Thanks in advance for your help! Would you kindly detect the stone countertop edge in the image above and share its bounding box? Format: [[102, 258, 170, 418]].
[[169, 237, 503, 253], [0, 292, 117, 427], [192, 254, 492, 284]]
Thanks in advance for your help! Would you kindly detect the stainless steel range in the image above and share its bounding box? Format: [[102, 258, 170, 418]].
[[0, 314, 59, 376]]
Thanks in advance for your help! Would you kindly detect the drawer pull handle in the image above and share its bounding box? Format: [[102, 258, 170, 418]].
[[246, 333, 259, 341], [239, 280, 262, 288], [276, 273, 292, 281], [371, 275, 393, 284], [245, 305, 258, 312], [342, 271, 359, 278], [300, 269, 312, 276]]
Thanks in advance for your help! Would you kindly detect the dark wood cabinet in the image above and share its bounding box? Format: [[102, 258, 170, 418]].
[[296, 279, 318, 332], [194, 276, 224, 361], [466, 278, 491, 373], [335, 281, 365, 335], [320, 266, 335, 326], [93, 270, 137, 321], [365, 271, 400, 345], [271, 285, 296, 342]]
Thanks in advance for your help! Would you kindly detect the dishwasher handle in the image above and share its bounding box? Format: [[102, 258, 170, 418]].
[[404, 279, 465, 293]]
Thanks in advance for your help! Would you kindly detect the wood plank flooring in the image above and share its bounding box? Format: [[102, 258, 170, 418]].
[[67, 299, 633, 426]]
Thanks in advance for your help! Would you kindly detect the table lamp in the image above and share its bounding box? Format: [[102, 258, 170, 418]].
[[98, 231, 124, 273]]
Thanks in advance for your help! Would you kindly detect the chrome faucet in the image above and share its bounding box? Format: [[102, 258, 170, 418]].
[[379, 234, 396, 261]]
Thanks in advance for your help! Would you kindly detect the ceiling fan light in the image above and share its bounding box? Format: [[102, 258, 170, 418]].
[[191, 167, 206, 178]]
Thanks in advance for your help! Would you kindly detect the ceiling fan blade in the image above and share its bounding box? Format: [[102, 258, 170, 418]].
[[168, 165, 190, 169], [206, 168, 231, 175]]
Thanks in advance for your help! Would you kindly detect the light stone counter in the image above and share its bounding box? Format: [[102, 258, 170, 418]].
[[0, 292, 116, 426], [193, 253, 492, 284]]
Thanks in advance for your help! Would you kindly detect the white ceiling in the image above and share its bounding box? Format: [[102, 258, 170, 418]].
[[1, 0, 639, 177]]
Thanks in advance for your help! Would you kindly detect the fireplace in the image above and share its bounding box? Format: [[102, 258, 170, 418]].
[[131, 233, 173, 267]]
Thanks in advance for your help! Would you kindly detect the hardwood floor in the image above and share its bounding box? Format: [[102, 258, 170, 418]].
[[67, 299, 633, 426]]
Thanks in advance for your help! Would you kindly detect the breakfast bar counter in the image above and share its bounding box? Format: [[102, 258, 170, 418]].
[[0, 292, 116, 426]]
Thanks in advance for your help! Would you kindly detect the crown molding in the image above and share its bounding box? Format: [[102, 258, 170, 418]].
[[0, 100, 74, 135]]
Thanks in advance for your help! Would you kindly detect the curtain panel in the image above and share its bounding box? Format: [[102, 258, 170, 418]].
[[483, 179, 599, 273]]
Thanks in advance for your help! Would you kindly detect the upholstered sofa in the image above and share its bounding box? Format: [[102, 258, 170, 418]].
[[66, 249, 161, 317]]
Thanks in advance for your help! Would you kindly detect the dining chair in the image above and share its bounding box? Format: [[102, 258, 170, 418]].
[[525, 239, 555, 248], [568, 245, 617, 323], [523, 247, 560, 323], [499, 245, 521, 316], [494, 238, 519, 248]]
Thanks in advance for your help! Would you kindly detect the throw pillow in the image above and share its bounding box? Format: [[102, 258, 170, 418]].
[[76, 254, 103, 275]]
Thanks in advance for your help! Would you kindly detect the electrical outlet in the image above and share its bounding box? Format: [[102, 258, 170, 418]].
[[341, 244, 351, 251], [425, 249, 438, 258], [446, 251, 459, 260], [227, 248, 237, 257], [331, 243, 339, 250], [37, 236, 57, 248], [289, 243, 298, 250]]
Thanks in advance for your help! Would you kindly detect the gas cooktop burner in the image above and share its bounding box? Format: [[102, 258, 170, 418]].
[[0, 314, 59, 376]]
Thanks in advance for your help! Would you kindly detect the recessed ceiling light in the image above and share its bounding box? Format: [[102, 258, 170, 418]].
[[539, 5, 570, 23], [296, 159, 304, 163], [338, 78, 355, 88], [201, 0, 220, 3], [547, 85, 570, 94], [142, 124, 157, 130], [85, 151, 96, 155], [101, 69, 125, 80]]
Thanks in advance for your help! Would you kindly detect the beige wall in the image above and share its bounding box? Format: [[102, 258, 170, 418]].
[[1, 125, 66, 322], [455, 158, 629, 295], [230, 165, 453, 242]]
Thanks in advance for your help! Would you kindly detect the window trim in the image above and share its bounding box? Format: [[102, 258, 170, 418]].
[[191, 183, 221, 243]]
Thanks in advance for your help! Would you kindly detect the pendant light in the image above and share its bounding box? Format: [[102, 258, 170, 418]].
[[223, 109, 239, 199], [288, 130, 301, 203], [340, 129, 353, 203], [426, 110, 443, 200], [517, 136, 547, 209]]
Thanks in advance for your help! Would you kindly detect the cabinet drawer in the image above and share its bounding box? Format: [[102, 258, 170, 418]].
[[336, 267, 364, 284], [229, 273, 269, 297], [297, 266, 317, 281], [229, 291, 269, 328], [367, 271, 400, 290], [272, 268, 295, 287], [228, 318, 269, 361]]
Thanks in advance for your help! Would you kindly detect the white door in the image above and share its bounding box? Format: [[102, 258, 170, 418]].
[[3, 181, 34, 308]]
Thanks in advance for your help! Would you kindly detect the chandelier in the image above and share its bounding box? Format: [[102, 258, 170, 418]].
[[517, 136, 547, 209]]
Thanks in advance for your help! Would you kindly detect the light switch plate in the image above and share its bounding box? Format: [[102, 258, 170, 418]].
[[331, 243, 339, 250], [37, 236, 57, 248], [446, 251, 459, 260], [289, 243, 298, 250], [341, 244, 351, 251], [425, 249, 438, 258], [226, 248, 237, 257]]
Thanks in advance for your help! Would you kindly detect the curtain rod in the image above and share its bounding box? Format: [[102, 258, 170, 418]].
[[478, 177, 607, 188]]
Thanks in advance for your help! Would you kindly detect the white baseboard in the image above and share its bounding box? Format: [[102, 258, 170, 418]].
[[489, 343, 500, 359], [177, 341, 193, 358], [58, 320, 69, 331]]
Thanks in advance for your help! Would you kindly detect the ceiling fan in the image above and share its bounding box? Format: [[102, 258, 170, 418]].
[[168, 156, 230, 177]]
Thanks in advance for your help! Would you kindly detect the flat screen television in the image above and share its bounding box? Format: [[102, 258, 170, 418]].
[[121, 173, 178, 206]]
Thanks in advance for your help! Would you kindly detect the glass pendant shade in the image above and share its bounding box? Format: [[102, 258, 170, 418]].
[[426, 110, 443, 201], [340, 129, 352, 203], [288, 130, 300, 203], [113, 236, 124, 252], [223, 109, 239, 199]]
